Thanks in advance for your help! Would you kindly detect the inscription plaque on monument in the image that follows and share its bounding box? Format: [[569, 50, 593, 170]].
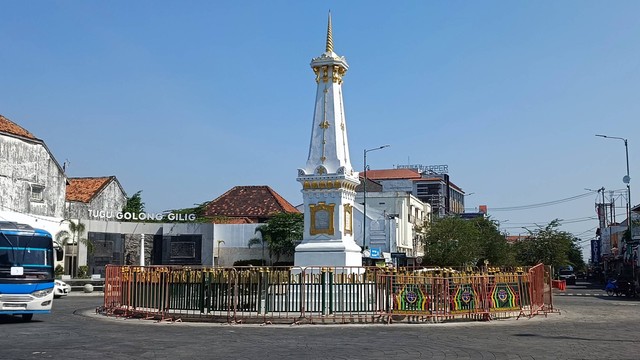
[[315, 210, 330, 229]]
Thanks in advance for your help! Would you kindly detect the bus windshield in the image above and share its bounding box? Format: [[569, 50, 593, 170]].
[[0, 232, 54, 281], [0, 222, 56, 321]]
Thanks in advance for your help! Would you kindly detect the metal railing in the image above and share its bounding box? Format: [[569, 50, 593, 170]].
[[102, 264, 553, 324]]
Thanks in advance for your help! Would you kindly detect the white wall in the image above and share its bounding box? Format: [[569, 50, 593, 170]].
[[0, 136, 66, 218]]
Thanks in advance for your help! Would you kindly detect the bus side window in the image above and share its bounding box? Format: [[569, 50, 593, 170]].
[[55, 248, 64, 262]]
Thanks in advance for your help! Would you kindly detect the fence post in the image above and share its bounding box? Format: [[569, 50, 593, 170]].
[[328, 268, 334, 315], [299, 268, 306, 319], [259, 268, 266, 315], [321, 268, 327, 316]]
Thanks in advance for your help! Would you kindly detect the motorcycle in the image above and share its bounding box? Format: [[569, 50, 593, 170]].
[[605, 279, 620, 296], [605, 279, 637, 297]]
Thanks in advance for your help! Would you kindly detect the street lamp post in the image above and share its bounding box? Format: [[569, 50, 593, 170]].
[[596, 134, 632, 243], [216, 240, 225, 267], [363, 145, 390, 253]]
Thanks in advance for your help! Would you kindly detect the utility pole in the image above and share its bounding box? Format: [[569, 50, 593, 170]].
[[596, 134, 632, 243], [362, 145, 390, 252]]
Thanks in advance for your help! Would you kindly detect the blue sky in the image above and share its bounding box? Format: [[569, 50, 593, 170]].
[[2, 1, 639, 259]]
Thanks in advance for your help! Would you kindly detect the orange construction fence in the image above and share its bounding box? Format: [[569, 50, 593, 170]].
[[101, 264, 556, 324]]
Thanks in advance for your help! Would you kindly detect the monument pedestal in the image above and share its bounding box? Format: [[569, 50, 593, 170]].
[[294, 240, 362, 267]]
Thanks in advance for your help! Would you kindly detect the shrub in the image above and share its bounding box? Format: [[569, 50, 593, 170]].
[[77, 265, 90, 278], [55, 264, 64, 277]]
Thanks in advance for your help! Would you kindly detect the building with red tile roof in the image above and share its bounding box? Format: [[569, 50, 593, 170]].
[[0, 114, 67, 218], [203, 185, 300, 223], [65, 176, 127, 220], [0, 114, 37, 140], [505, 235, 530, 244]]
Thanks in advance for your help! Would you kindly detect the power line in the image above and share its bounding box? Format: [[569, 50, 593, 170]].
[[500, 216, 597, 226], [489, 191, 596, 211]]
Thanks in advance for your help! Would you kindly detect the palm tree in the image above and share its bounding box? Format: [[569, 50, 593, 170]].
[[248, 225, 269, 265], [55, 220, 90, 278]]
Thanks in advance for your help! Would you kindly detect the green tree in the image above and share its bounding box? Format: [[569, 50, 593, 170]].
[[166, 201, 211, 223], [55, 220, 90, 278], [474, 217, 516, 267], [121, 190, 145, 222], [422, 216, 514, 267], [248, 212, 303, 263], [513, 219, 581, 268], [248, 225, 270, 265], [567, 239, 587, 271], [422, 216, 479, 266]]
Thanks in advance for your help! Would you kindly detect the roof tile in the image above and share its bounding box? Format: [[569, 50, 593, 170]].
[[0, 114, 37, 140], [364, 168, 422, 180], [204, 186, 299, 220], [66, 177, 113, 203]]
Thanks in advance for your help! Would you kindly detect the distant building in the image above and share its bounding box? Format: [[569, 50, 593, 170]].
[[459, 206, 487, 220], [354, 190, 429, 263], [0, 114, 67, 218], [505, 235, 529, 244], [65, 176, 127, 220], [364, 167, 465, 217]]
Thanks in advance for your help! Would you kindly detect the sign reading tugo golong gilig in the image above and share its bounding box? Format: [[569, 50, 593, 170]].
[[88, 210, 197, 222]]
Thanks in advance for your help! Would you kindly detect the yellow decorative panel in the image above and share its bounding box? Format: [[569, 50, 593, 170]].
[[344, 204, 353, 235], [310, 202, 335, 235]]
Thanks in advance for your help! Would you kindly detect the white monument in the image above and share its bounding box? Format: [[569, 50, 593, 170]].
[[295, 13, 362, 268]]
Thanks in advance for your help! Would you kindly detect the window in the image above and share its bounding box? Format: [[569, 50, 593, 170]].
[[29, 184, 45, 202]]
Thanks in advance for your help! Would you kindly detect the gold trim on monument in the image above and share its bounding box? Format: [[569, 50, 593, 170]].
[[344, 204, 353, 235], [326, 12, 333, 53], [301, 180, 357, 191], [332, 65, 345, 84], [310, 202, 335, 235]]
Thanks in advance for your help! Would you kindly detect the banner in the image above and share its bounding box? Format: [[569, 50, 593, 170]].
[[591, 239, 601, 264]]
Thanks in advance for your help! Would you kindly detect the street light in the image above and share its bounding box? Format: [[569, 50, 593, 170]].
[[363, 144, 390, 253], [596, 134, 632, 243]]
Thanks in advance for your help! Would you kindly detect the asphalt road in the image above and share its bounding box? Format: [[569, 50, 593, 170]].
[[1, 281, 638, 360]]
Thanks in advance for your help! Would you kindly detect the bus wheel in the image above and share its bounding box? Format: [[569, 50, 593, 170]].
[[21, 314, 33, 322]]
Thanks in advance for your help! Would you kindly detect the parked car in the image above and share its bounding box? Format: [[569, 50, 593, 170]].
[[558, 269, 577, 285], [54, 279, 71, 298]]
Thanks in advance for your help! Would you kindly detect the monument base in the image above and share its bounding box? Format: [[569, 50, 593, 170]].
[[294, 239, 363, 268]]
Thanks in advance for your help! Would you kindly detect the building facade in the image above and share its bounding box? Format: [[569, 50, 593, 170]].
[[65, 176, 128, 220], [0, 115, 67, 218], [354, 191, 429, 263], [365, 167, 465, 217]]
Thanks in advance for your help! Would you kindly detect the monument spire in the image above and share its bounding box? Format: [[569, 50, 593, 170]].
[[326, 11, 333, 53]]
